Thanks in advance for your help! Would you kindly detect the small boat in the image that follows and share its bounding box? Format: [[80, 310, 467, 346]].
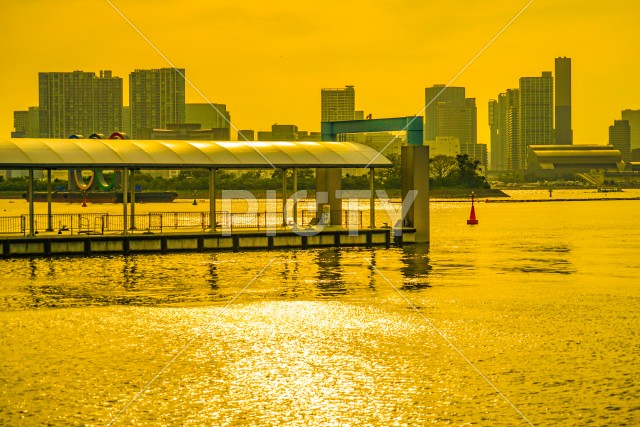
[[597, 186, 622, 193], [23, 191, 179, 203]]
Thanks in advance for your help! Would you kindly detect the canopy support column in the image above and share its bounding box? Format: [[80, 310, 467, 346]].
[[46, 168, 53, 231], [28, 169, 35, 237], [209, 168, 216, 232], [370, 167, 375, 228], [282, 169, 287, 227], [130, 169, 136, 230], [292, 167, 298, 226], [122, 167, 128, 235]]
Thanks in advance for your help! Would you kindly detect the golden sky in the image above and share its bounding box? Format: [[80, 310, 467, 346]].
[[1, 0, 639, 146]]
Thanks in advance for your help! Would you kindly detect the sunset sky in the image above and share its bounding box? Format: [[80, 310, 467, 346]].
[[1, 0, 638, 147]]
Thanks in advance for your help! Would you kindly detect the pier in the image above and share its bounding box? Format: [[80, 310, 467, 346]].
[[0, 227, 415, 258]]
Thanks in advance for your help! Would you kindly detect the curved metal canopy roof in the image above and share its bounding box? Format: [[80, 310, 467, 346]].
[[0, 138, 392, 169]]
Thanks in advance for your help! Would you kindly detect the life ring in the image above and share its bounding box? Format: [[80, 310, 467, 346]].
[[73, 170, 95, 191]]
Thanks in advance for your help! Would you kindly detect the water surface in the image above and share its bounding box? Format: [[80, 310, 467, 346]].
[[0, 197, 638, 425]]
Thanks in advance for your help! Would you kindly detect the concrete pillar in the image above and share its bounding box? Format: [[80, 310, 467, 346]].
[[369, 167, 375, 228], [46, 168, 53, 231], [209, 168, 216, 232], [28, 169, 35, 237], [122, 167, 128, 235], [315, 168, 342, 226], [281, 169, 287, 226], [292, 167, 298, 225], [401, 145, 430, 243], [130, 169, 136, 230]]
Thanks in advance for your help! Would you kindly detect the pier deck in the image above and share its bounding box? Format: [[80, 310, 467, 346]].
[[0, 227, 415, 258]]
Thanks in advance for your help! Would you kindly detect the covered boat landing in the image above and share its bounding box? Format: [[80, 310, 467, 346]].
[[0, 138, 405, 253]]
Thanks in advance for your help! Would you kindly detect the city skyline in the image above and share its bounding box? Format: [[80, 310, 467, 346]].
[[1, 1, 639, 146]]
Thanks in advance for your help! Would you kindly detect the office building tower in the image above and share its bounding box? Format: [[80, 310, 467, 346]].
[[38, 70, 122, 138], [424, 85, 467, 142], [12, 111, 28, 137], [609, 120, 631, 164], [488, 95, 507, 171], [122, 106, 131, 135], [92, 70, 123, 137], [555, 57, 572, 145], [461, 143, 488, 172], [321, 86, 355, 122], [129, 68, 185, 139], [504, 89, 521, 171], [425, 85, 477, 146], [519, 72, 554, 168], [621, 109, 640, 151]]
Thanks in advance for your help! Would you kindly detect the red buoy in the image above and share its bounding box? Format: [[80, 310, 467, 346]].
[[467, 192, 478, 225]]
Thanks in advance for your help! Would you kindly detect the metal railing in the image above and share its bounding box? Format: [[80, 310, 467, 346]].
[[0, 205, 405, 236], [0, 216, 25, 235]]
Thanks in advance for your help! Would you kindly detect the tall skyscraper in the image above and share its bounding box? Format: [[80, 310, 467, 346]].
[[555, 57, 572, 145], [488, 95, 506, 171], [321, 86, 355, 122], [424, 85, 467, 142], [505, 89, 521, 171], [38, 70, 122, 138], [129, 68, 185, 139], [609, 120, 631, 164], [425, 85, 480, 166], [621, 109, 640, 152], [519, 71, 554, 168]]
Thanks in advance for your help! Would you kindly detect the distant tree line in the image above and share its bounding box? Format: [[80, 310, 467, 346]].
[[0, 153, 487, 192], [429, 154, 489, 189]]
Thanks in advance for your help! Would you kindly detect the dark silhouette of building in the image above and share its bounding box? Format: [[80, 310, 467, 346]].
[[39, 70, 122, 138], [555, 57, 573, 145], [609, 119, 631, 164], [425, 85, 476, 144], [129, 68, 185, 139]]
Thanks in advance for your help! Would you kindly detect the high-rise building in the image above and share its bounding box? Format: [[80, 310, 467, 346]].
[[609, 120, 631, 164], [129, 68, 185, 139], [621, 109, 640, 152], [321, 86, 355, 122], [424, 85, 467, 142], [12, 111, 28, 137], [519, 71, 554, 168], [488, 95, 507, 171], [12, 107, 40, 138], [555, 57, 572, 145], [122, 106, 131, 135], [435, 97, 477, 144], [505, 89, 521, 171], [38, 70, 122, 138]]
